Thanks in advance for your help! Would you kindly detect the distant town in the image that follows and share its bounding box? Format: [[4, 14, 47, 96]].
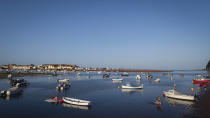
[[0, 64, 170, 72]]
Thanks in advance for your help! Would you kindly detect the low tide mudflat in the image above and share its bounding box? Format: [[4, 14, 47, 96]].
[[0, 70, 209, 118]]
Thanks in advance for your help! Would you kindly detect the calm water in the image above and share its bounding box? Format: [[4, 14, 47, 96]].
[[0, 71, 209, 118]]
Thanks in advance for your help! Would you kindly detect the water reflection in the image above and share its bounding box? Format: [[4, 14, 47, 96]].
[[62, 103, 90, 110], [164, 97, 194, 106], [121, 89, 143, 95]]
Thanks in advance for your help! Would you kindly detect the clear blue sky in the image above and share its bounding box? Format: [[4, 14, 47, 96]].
[[0, 0, 210, 70]]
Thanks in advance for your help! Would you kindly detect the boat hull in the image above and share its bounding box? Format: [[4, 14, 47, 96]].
[[192, 79, 210, 84], [6, 87, 23, 96], [112, 79, 123, 81], [163, 90, 194, 101], [122, 84, 143, 89]]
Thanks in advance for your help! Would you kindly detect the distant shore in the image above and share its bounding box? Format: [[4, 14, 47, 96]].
[[0, 69, 171, 79], [89, 69, 172, 72], [0, 73, 58, 79]]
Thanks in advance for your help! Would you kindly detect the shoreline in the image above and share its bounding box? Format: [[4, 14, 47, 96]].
[[0, 73, 58, 79]]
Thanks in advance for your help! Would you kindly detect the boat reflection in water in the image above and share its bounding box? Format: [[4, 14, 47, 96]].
[[62, 103, 90, 110], [121, 89, 143, 95], [164, 97, 194, 106]]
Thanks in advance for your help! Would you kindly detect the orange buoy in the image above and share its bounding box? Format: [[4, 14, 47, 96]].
[[191, 88, 194, 92]]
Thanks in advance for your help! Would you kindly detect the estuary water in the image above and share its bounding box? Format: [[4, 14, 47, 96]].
[[0, 70, 209, 118]]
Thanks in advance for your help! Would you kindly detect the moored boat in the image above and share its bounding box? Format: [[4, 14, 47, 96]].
[[163, 89, 195, 101], [121, 72, 129, 76], [192, 77, 210, 84], [45, 96, 59, 103], [1, 87, 23, 96], [147, 75, 152, 79], [154, 78, 160, 82], [122, 83, 143, 89], [112, 78, 123, 81], [62, 97, 91, 106], [57, 78, 70, 83], [136, 75, 141, 80]]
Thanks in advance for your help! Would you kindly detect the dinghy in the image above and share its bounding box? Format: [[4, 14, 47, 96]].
[[163, 89, 195, 101], [122, 83, 143, 89], [121, 72, 129, 76], [57, 78, 70, 83], [62, 97, 91, 106], [136, 75, 141, 80], [45, 99, 58, 103], [154, 78, 160, 82], [112, 78, 123, 81], [45, 96, 58, 103], [8, 74, 12, 78]]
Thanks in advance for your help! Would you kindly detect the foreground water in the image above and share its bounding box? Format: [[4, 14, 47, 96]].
[[0, 70, 209, 118]]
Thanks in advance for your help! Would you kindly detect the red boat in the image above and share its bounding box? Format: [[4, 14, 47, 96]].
[[192, 77, 210, 84]]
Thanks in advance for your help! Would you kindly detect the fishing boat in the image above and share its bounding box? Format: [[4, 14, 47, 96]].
[[1, 87, 23, 96], [122, 83, 143, 89], [62, 97, 91, 106], [154, 78, 160, 82], [56, 78, 70, 83], [136, 75, 141, 80], [192, 76, 210, 84], [56, 83, 70, 90], [112, 78, 123, 81], [163, 89, 195, 101], [121, 72, 129, 76]]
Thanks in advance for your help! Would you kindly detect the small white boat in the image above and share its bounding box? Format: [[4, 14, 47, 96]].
[[122, 83, 143, 89], [112, 78, 123, 81], [154, 78, 160, 82], [136, 75, 141, 80], [121, 72, 129, 76], [62, 97, 91, 106], [57, 78, 70, 83], [56, 83, 70, 90], [5, 87, 23, 96], [163, 89, 194, 101], [8, 74, 12, 78]]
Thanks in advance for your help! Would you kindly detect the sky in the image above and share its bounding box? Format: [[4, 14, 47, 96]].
[[0, 0, 210, 70]]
